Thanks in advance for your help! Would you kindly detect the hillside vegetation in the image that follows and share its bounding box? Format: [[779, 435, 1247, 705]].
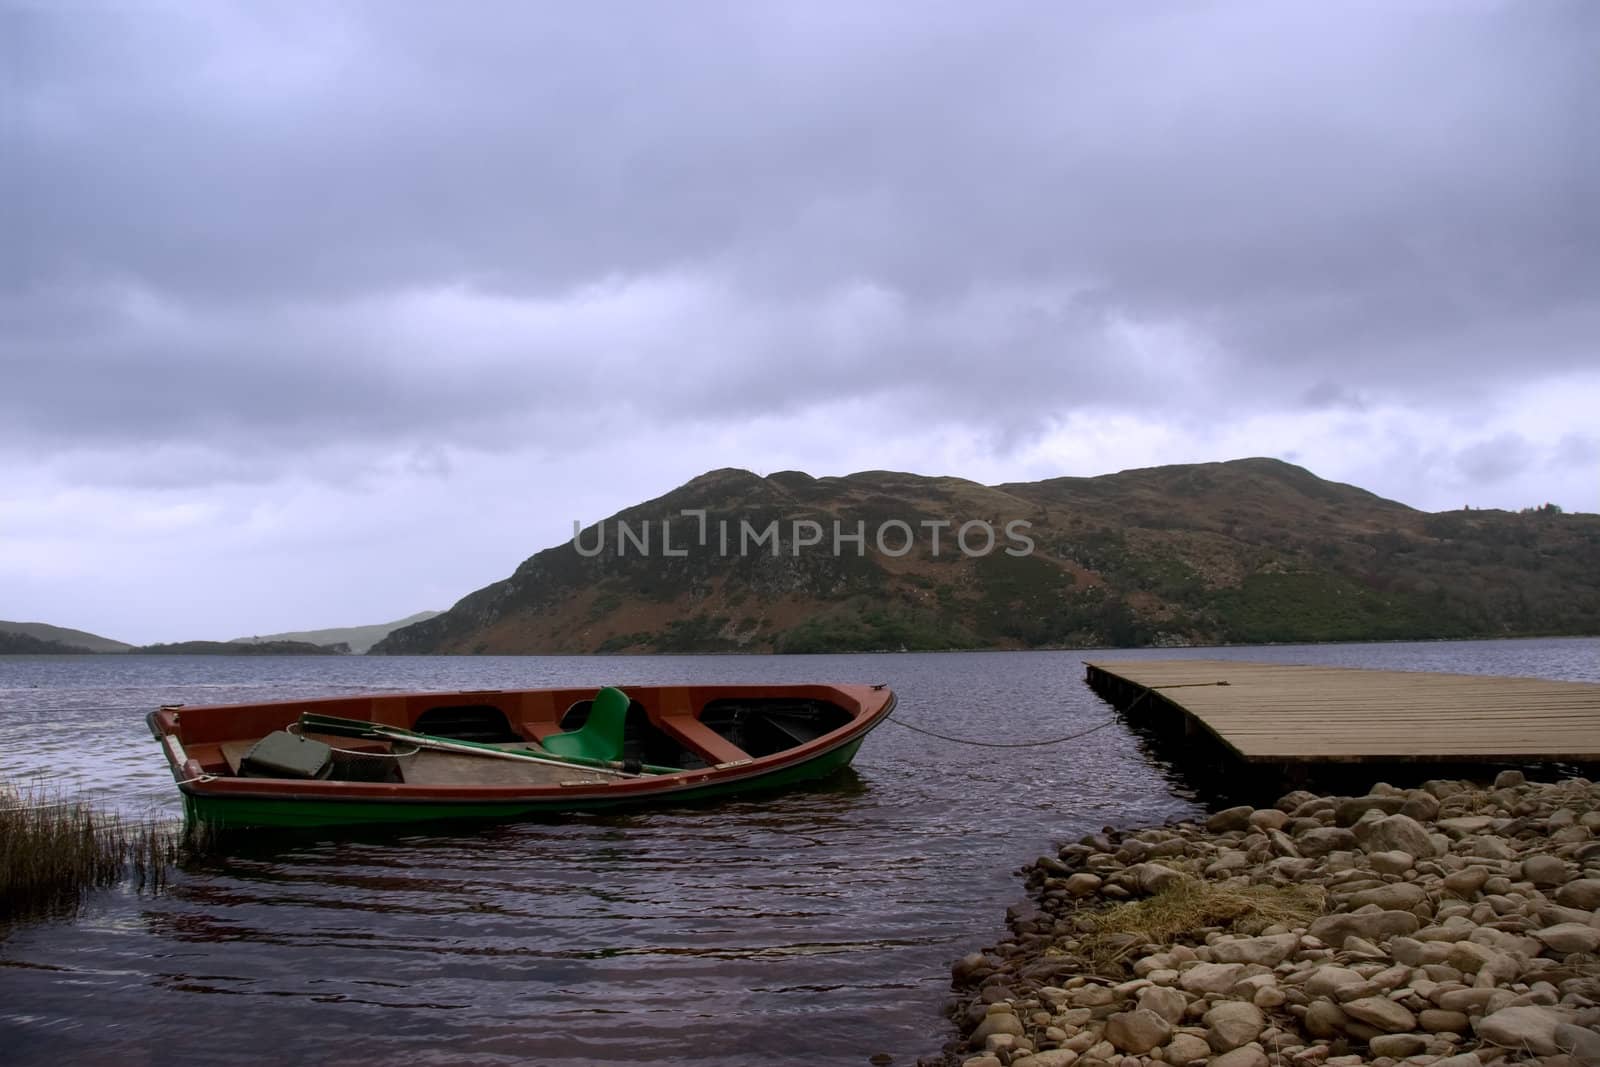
[[0, 621, 131, 653], [370, 458, 1600, 655], [131, 640, 348, 656]]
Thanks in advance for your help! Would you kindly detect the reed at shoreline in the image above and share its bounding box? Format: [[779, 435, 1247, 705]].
[[0, 778, 186, 923]]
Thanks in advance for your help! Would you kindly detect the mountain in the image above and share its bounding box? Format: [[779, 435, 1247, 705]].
[[369, 458, 1600, 655], [229, 611, 441, 655], [0, 620, 132, 653]]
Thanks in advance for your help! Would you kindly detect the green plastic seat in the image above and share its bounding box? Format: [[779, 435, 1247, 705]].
[[541, 686, 630, 763]]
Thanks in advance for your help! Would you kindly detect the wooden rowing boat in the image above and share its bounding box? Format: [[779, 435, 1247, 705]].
[[146, 682, 895, 827]]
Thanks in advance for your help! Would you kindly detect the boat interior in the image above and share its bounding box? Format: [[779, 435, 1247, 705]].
[[151, 685, 863, 787]]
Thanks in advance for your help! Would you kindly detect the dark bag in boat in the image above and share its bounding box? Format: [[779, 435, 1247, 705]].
[[240, 730, 334, 779]]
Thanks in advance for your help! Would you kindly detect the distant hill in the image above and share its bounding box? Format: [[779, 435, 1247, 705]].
[[0, 620, 131, 653], [370, 458, 1600, 655], [131, 640, 348, 656], [229, 611, 441, 654], [0, 630, 94, 654]]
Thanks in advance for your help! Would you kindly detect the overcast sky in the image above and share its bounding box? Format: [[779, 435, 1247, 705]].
[[4, 1, 1597, 644]]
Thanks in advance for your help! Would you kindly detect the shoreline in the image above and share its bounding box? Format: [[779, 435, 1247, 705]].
[[932, 772, 1600, 1067]]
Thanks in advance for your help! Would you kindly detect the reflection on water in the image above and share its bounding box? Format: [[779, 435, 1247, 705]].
[[1, 638, 1594, 1065]]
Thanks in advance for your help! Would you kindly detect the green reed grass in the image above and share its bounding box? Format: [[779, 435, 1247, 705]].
[[1, 778, 190, 923]]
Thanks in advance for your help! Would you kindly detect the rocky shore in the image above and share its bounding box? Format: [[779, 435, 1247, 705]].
[[941, 772, 1600, 1067]]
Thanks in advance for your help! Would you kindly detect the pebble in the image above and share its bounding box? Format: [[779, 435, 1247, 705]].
[[1104, 1010, 1171, 1054], [1209, 1044, 1268, 1067], [1160, 1032, 1209, 1065], [1203, 1001, 1264, 1052], [1340, 996, 1416, 1033], [940, 775, 1600, 1067], [1474, 1004, 1569, 1056]]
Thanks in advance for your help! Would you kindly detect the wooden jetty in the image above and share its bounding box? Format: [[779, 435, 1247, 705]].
[[1084, 659, 1600, 768]]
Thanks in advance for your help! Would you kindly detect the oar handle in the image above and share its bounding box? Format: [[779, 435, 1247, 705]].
[[295, 712, 679, 776]]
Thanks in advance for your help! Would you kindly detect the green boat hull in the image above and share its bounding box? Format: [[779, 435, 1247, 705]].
[[183, 737, 866, 828]]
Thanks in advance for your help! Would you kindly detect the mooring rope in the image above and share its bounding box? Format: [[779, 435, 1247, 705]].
[[881, 679, 1229, 749], [1121, 679, 1230, 715], [883, 715, 1120, 748]]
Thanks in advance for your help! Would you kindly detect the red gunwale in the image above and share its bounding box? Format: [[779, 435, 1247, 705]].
[[148, 683, 895, 806]]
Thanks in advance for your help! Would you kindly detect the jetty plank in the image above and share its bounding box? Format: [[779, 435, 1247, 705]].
[[1083, 659, 1600, 763]]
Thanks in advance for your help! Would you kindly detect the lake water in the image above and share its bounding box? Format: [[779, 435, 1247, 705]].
[[1, 638, 1596, 1066]]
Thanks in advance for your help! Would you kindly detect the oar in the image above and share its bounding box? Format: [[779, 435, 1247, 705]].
[[297, 713, 677, 778]]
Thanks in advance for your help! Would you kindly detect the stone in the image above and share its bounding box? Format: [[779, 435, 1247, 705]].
[[1492, 769, 1525, 789], [1072, 984, 1116, 1008], [1063, 873, 1102, 897], [1400, 791, 1441, 822], [1538, 903, 1595, 928], [1204, 1001, 1265, 1052], [1335, 795, 1406, 825], [1461, 835, 1516, 861], [1124, 862, 1189, 895], [1011, 1053, 1078, 1067], [1444, 940, 1519, 978], [1135, 985, 1187, 1024], [1554, 878, 1600, 910], [1368, 850, 1415, 875], [972, 1011, 1027, 1044], [1265, 829, 1301, 857], [1178, 962, 1247, 995], [1308, 910, 1421, 948], [1208, 806, 1256, 833], [1161, 1032, 1210, 1065], [1533, 922, 1600, 955], [1343, 882, 1427, 911], [1368, 1034, 1428, 1058], [1205, 852, 1251, 877], [1522, 854, 1569, 887], [1104, 1009, 1171, 1054], [1277, 789, 1320, 811], [1475, 1005, 1567, 1056], [1298, 827, 1363, 858], [1554, 1022, 1600, 1063], [1341, 996, 1417, 1033], [1357, 814, 1438, 858], [1209, 1044, 1268, 1067], [1419, 1008, 1470, 1033], [1252, 985, 1285, 1009], [1304, 1000, 1349, 1039], [1435, 987, 1502, 1014], [982, 1033, 1021, 1054], [1304, 966, 1370, 997], [1211, 933, 1298, 968], [1340, 936, 1386, 961], [1388, 936, 1447, 967], [1132, 953, 1174, 978], [1441, 866, 1491, 897], [1248, 808, 1288, 831]]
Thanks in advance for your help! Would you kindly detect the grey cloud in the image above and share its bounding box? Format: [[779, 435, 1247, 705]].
[[1455, 432, 1535, 484], [6, 0, 1598, 475], [1301, 383, 1367, 411]]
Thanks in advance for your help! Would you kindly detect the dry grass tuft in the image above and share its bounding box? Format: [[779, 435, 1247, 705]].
[[1079, 878, 1327, 970], [1, 778, 187, 924]]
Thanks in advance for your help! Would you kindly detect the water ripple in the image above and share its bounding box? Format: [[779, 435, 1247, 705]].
[[2, 638, 1593, 1065]]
